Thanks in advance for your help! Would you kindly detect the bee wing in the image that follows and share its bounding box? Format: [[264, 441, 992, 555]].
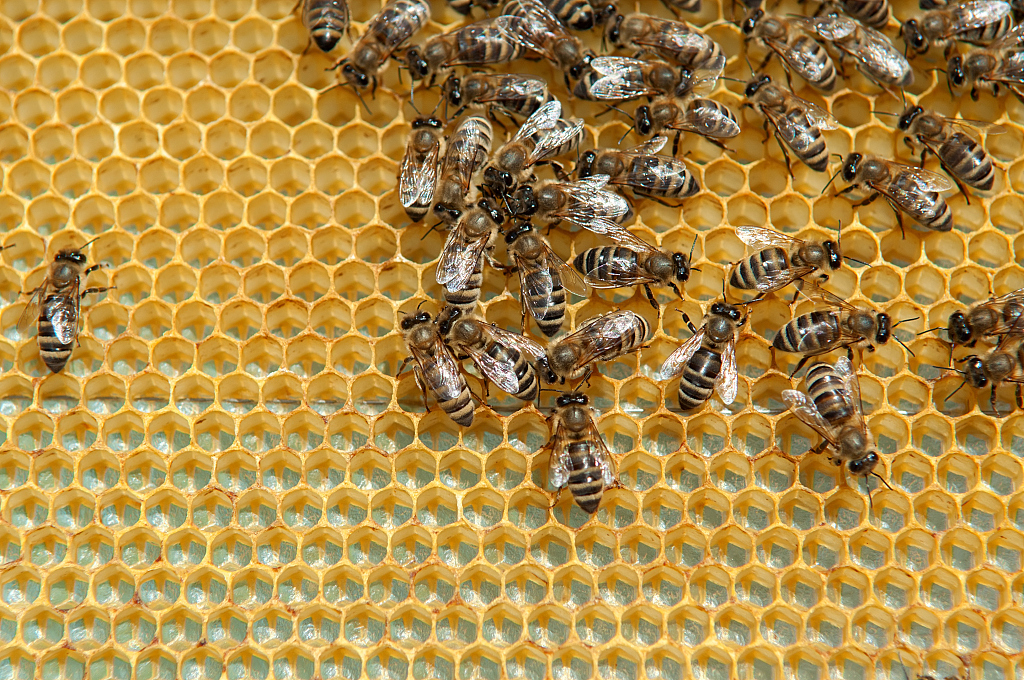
[[441, 116, 493, 186], [530, 118, 585, 165], [833, 355, 868, 430], [512, 99, 561, 143], [771, 38, 835, 83], [481, 323, 548, 362], [946, 117, 1007, 134], [680, 68, 724, 97], [399, 141, 440, 208], [714, 332, 739, 406], [988, 21, 1024, 50], [797, 282, 864, 314], [436, 221, 489, 291], [564, 311, 649, 373], [463, 339, 524, 395], [792, 14, 858, 40], [632, 25, 720, 68], [624, 136, 669, 155], [412, 333, 468, 404], [47, 294, 81, 346], [798, 100, 839, 131], [583, 416, 616, 486], [553, 176, 632, 233], [587, 56, 659, 99], [371, 0, 431, 61], [984, 48, 1024, 87], [547, 416, 572, 488], [753, 266, 817, 293], [658, 322, 706, 380], [877, 162, 955, 208], [846, 25, 913, 84], [675, 97, 741, 138], [735, 225, 802, 251], [512, 239, 587, 318], [481, 75, 548, 102], [782, 389, 841, 448], [947, 0, 1012, 35], [16, 282, 48, 337]]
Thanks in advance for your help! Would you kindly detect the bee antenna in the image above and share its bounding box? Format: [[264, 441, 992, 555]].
[[917, 326, 947, 335], [744, 54, 755, 78], [79, 236, 102, 250], [923, 363, 958, 373], [843, 256, 870, 267], [420, 220, 445, 241], [719, 76, 745, 83], [871, 470, 893, 492], [892, 316, 919, 328], [895, 336, 916, 357], [618, 125, 634, 145], [416, 300, 428, 312], [872, 110, 898, 117], [821, 162, 844, 196], [597, 105, 630, 118], [899, 89, 907, 108], [944, 379, 968, 404], [929, 67, 947, 75], [687, 233, 698, 261], [408, 96, 422, 115]]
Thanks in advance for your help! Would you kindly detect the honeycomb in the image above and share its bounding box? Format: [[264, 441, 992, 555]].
[[1, 0, 1024, 677]]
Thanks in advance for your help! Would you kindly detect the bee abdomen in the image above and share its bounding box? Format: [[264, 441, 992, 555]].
[[629, 157, 701, 198], [443, 268, 483, 315], [731, 247, 788, 290], [939, 132, 994, 191], [961, 14, 1011, 45], [567, 443, 603, 513], [840, 0, 889, 29], [38, 314, 73, 373], [790, 37, 837, 91], [525, 270, 565, 337], [782, 110, 829, 171], [677, 347, 720, 410], [573, 247, 638, 285], [806, 364, 855, 424], [304, 0, 349, 52], [435, 379, 475, 426], [486, 341, 539, 401], [773, 311, 842, 354]]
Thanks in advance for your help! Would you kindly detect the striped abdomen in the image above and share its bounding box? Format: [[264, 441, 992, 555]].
[[805, 363, 855, 426], [786, 36, 837, 92], [450, 24, 525, 66], [889, 174, 953, 231], [773, 311, 842, 354], [960, 13, 1010, 45], [680, 98, 740, 138], [780, 107, 829, 171], [627, 156, 700, 199], [573, 247, 640, 286], [939, 132, 994, 191], [730, 247, 790, 290], [529, 119, 584, 159], [485, 340, 539, 401], [524, 267, 566, 337], [444, 262, 483, 316], [840, 0, 889, 29], [677, 345, 721, 410], [38, 300, 74, 373], [420, 361, 474, 426], [546, 0, 594, 30], [566, 441, 605, 513], [303, 0, 349, 52]]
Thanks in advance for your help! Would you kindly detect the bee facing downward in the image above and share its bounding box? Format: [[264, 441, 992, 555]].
[[19, 241, 112, 374], [546, 391, 617, 514]]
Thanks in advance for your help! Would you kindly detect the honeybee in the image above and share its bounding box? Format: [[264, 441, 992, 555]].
[[573, 56, 694, 101], [546, 391, 616, 514], [399, 116, 444, 222], [634, 94, 741, 148], [399, 308, 475, 426], [834, 0, 892, 29], [433, 115, 493, 224], [729, 226, 842, 294], [947, 24, 1024, 101], [542, 310, 651, 384], [442, 73, 555, 121], [336, 0, 430, 92], [605, 12, 726, 73], [794, 14, 914, 91], [19, 242, 112, 374], [901, 0, 1011, 56], [510, 175, 633, 233], [944, 287, 1024, 349], [833, 153, 955, 233], [782, 356, 881, 477], [542, 0, 596, 30], [772, 284, 915, 375], [436, 200, 505, 315], [953, 334, 1024, 415], [505, 222, 588, 337], [658, 302, 744, 410], [438, 306, 547, 402], [302, 0, 349, 52], [483, 100, 585, 199], [503, 0, 596, 81], [572, 228, 695, 309], [741, 9, 842, 92], [401, 17, 529, 84], [743, 74, 839, 173], [576, 136, 701, 202], [896, 105, 1005, 195]]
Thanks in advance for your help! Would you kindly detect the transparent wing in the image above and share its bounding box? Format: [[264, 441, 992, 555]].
[[833, 355, 863, 419], [947, 0, 1012, 35], [624, 136, 669, 154], [792, 14, 857, 40], [987, 49, 1024, 85], [714, 333, 738, 405], [632, 24, 722, 71], [735, 225, 802, 251], [548, 417, 572, 487], [583, 417, 616, 486], [541, 240, 589, 297], [478, 75, 548, 102], [879, 164, 955, 216], [988, 21, 1024, 50], [562, 310, 649, 373], [46, 297, 80, 345], [512, 99, 561, 144], [441, 116, 493, 189], [798, 99, 839, 130], [464, 340, 522, 394], [587, 56, 658, 99], [513, 239, 587, 319], [782, 388, 841, 447], [550, 176, 633, 233], [412, 334, 467, 404], [676, 97, 741, 138], [436, 220, 490, 291], [658, 322, 706, 380], [772, 37, 835, 83], [946, 117, 1007, 134], [797, 282, 863, 314], [848, 26, 913, 84], [753, 265, 817, 293], [16, 282, 48, 336], [368, 0, 431, 60], [399, 141, 440, 208], [529, 118, 585, 165], [482, 323, 548, 362], [766, 106, 825, 157]]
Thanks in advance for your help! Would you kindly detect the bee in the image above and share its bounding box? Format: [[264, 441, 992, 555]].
[[482, 100, 585, 199], [573, 56, 705, 102], [302, 0, 349, 52], [546, 391, 616, 514], [901, 0, 1011, 56], [503, 0, 596, 82], [433, 115, 493, 224], [896, 104, 1005, 195], [510, 175, 633, 232], [729, 225, 842, 295], [438, 306, 547, 402], [442, 73, 555, 121], [944, 288, 1024, 349], [576, 135, 701, 202], [19, 242, 112, 374], [634, 94, 741, 149], [772, 284, 916, 375], [605, 12, 726, 73], [743, 73, 839, 173], [505, 222, 588, 337], [833, 153, 955, 233], [436, 200, 505, 316], [953, 334, 1024, 415], [834, 0, 892, 29], [541, 0, 596, 30], [542, 310, 651, 384], [741, 9, 841, 92], [782, 356, 881, 478], [947, 24, 1024, 101], [794, 14, 914, 92], [658, 302, 744, 411], [399, 308, 475, 426], [335, 0, 430, 92], [399, 116, 444, 222], [401, 17, 530, 84], [572, 227, 695, 310]]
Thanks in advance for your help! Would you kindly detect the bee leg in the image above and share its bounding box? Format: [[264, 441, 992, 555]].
[[681, 313, 698, 336], [788, 355, 810, 379], [413, 366, 431, 413], [881, 198, 906, 239], [760, 119, 771, 144], [80, 286, 112, 299], [772, 131, 793, 177], [671, 132, 682, 157], [642, 284, 660, 312], [1016, 383, 1022, 411], [668, 281, 684, 302], [549, 486, 563, 511], [84, 263, 106, 275], [992, 383, 1001, 418]]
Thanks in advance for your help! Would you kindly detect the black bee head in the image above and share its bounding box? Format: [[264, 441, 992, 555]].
[[897, 105, 924, 131], [593, 2, 617, 25], [512, 186, 538, 216], [963, 355, 986, 387], [438, 306, 460, 335], [556, 392, 589, 407], [606, 13, 624, 44], [875, 313, 891, 344], [841, 153, 862, 183], [901, 19, 927, 53], [56, 249, 88, 265], [404, 47, 430, 80], [570, 53, 593, 80], [504, 221, 532, 244], [578, 150, 597, 178], [443, 75, 462, 106], [847, 452, 879, 476], [741, 8, 764, 35], [342, 62, 369, 89], [744, 74, 770, 98], [478, 199, 503, 225], [672, 252, 691, 282], [948, 55, 966, 87], [635, 106, 653, 136], [401, 310, 432, 330], [413, 117, 444, 129], [948, 311, 972, 345], [711, 302, 741, 321], [823, 240, 842, 271]]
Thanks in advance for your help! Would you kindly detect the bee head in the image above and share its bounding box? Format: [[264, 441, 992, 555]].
[[341, 62, 370, 89], [504, 221, 532, 245], [404, 47, 430, 80], [635, 106, 653, 136], [875, 313, 891, 344], [443, 75, 462, 106], [578, 150, 597, 178], [841, 152, 862, 183], [947, 55, 966, 87], [414, 117, 444, 130], [711, 302, 741, 321], [433, 203, 462, 222], [437, 306, 460, 335], [605, 13, 624, 44], [822, 240, 842, 271], [400, 310, 432, 330], [744, 74, 770, 98], [556, 392, 589, 407], [512, 186, 538, 216], [847, 451, 879, 476], [947, 311, 972, 345], [593, 2, 617, 25], [478, 199, 504, 225], [56, 249, 88, 265], [741, 8, 764, 35], [901, 19, 927, 53], [484, 166, 517, 194], [897, 105, 923, 132], [672, 252, 691, 282], [570, 53, 593, 80], [963, 355, 987, 387]]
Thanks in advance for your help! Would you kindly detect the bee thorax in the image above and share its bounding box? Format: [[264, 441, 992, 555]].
[[846, 312, 876, 338], [407, 325, 437, 348], [706, 315, 734, 342], [561, 405, 591, 431], [549, 344, 580, 376], [449, 319, 483, 345], [839, 426, 870, 459], [988, 352, 1016, 381], [645, 252, 674, 280]]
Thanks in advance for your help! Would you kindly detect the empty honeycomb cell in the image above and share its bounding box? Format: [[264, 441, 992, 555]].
[[64, 16, 101, 55], [0, 54, 33, 93]]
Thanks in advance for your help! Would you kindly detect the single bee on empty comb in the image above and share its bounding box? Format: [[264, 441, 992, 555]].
[[301, 0, 350, 53], [546, 391, 617, 514]]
